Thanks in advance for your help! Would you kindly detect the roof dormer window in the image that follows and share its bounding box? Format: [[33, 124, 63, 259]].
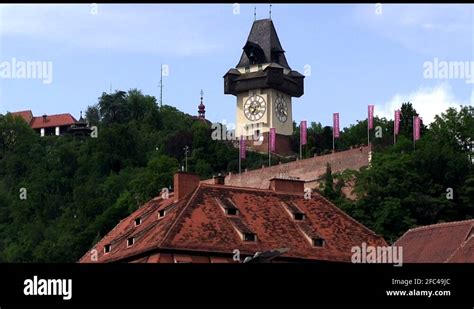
[[244, 233, 257, 242], [159, 209, 166, 218], [216, 198, 240, 216], [230, 217, 257, 242], [104, 244, 111, 254], [281, 202, 306, 221], [313, 238, 325, 247]]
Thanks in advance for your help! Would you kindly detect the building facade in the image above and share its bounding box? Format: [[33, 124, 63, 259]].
[[10, 110, 90, 137]]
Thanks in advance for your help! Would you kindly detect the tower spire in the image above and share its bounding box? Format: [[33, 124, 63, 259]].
[[269, 4, 272, 19], [254, 6, 256, 21], [198, 89, 206, 119]]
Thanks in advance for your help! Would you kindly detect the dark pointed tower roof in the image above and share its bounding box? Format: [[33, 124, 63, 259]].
[[237, 18, 290, 69], [224, 18, 304, 98]]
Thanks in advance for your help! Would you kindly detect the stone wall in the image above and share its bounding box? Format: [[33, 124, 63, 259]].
[[216, 145, 371, 190]]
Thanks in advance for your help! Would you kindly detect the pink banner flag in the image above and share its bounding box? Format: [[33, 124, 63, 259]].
[[270, 128, 276, 152], [368, 105, 374, 129], [240, 135, 246, 159], [300, 120, 307, 145], [333, 113, 340, 138], [413, 116, 421, 141], [394, 110, 400, 135]]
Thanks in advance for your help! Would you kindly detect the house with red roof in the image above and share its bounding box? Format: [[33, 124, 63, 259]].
[[79, 172, 387, 263], [394, 219, 474, 263], [10, 110, 85, 137]]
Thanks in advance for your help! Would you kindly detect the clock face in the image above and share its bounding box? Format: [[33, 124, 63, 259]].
[[274, 94, 288, 123], [244, 95, 266, 121]]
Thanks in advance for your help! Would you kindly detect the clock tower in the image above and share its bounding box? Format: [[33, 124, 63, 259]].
[[224, 18, 304, 156]]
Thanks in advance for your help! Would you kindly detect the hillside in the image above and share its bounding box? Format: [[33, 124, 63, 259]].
[[0, 89, 472, 261]]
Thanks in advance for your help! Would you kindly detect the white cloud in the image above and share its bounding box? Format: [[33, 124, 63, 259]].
[[375, 83, 469, 125], [0, 4, 222, 56], [353, 4, 473, 57]]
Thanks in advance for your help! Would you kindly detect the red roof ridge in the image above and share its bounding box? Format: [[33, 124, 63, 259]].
[[200, 182, 304, 196], [403, 219, 474, 234], [159, 182, 203, 247]]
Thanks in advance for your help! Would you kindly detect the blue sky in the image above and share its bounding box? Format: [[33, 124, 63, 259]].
[[0, 4, 473, 127]]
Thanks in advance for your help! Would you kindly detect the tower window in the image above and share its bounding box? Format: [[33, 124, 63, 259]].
[[127, 237, 135, 247]]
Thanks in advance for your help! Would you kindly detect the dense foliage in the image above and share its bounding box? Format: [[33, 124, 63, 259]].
[[316, 105, 473, 242], [0, 89, 472, 261]]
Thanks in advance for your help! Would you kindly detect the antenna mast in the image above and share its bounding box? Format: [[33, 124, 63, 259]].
[[159, 64, 163, 108]]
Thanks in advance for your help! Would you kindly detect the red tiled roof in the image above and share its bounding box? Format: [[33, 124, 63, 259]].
[[79, 181, 387, 263], [30, 113, 77, 129], [448, 236, 474, 263], [394, 219, 474, 263], [10, 110, 34, 124]]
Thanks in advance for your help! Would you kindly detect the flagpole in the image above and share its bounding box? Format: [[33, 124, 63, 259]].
[[300, 137, 302, 160], [332, 132, 335, 153], [394, 125, 396, 145], [268, 132, 271, 167], [239, 141, 242, 174], [367, 118, 370, 147]]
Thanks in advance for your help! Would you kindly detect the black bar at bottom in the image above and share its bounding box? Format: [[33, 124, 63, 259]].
[[0, 263, 472, 306]]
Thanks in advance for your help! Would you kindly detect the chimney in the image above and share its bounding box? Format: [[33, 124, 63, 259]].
[[212, 174, 225, 185], [42, 114, 47, 123], [173, 172, 200, 201], [269, 178, 305, 194]]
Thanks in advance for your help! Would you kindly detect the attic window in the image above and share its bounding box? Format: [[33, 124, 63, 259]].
[[216, 198, 239, 216], [245, 66, 250, 73], [244, 233, 256, 242], [134, 217, 142, 226], [281, 202, 306, 221], [230, 217, 256, 242], [127, 237, 135, 247], [258, 64, 263, 71], [227, 208, 238, 216], [294, 213, 305, 221], [158, 204, 176, 219], [104, 244, 111, 254], [298, 223, 324, 248], [313, 238, 325, 247]]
